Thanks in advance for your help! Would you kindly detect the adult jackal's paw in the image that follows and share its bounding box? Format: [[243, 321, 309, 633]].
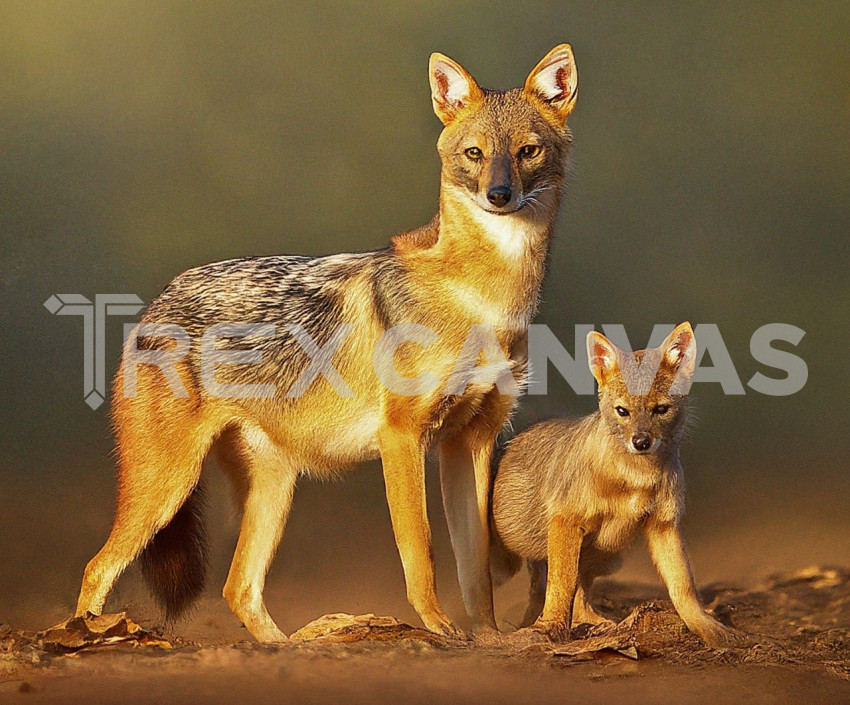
[[470, 623, 502, 647], [420, 609, 466, 640], [250, 623, 289, 644], [691, 615, 749, 650]]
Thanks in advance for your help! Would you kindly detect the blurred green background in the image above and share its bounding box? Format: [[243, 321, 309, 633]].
[[1, 2, 848, 633]]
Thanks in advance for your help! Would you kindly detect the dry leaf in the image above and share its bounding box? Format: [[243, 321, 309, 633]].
[[38, 613, 172, 652], [552, 632, 637, 661], [290, 613, 450, 646]]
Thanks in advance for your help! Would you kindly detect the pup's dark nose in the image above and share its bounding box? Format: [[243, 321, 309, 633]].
[[487, 186, 512, 208], [632, 433, 652, 451]]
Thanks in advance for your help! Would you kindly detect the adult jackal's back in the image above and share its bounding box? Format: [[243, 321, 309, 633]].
[[75, 45, 579, 641]]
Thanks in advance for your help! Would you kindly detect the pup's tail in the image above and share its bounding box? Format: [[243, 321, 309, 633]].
[[489, 437, 522, 587], [138, 480, 208, 620]]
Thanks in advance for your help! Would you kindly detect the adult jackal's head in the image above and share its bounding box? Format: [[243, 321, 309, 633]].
[[429, 45, 577, 217]]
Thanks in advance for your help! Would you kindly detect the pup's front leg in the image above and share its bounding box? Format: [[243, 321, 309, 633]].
[[379, 427, 462, 639], [532, 514, 584, 641], [645, 518, 743, 649]]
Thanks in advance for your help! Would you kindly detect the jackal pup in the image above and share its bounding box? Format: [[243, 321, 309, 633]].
[[491, 323, 741, 648], [75, 45, 579, 641]]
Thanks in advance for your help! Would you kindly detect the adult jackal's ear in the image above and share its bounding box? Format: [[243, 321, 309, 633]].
[[659, 322, 698, 393], [524, 44, 578, 122], [429, 52, 484, 125], [587, 331, 620, 386]]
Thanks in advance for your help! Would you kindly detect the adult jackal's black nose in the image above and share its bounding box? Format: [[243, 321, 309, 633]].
[[487, 186, 511, 208], [632, 433, 652, 452]]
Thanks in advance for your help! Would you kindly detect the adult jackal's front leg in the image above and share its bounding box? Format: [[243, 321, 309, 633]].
[[440, 389, 515, 631], [439, 431, 497, 631], [378, 427, 462, 639]]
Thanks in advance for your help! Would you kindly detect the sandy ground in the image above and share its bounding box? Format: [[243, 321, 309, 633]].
[[2, 567, 849, 705], [2, 465, 849, 703]]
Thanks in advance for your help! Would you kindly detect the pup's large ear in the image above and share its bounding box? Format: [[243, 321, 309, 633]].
[[523, 44, 578, 123], [587, 331, 620, 386], [660, 322, 697, 389], [429, 53, 484, 125]]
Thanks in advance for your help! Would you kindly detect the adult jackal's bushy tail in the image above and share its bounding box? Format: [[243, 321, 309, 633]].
[[139, 481, 209, 620]]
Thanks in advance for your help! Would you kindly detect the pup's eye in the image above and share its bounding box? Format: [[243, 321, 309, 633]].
[[464, 147, 483, 160], [653, 404, 670, 415], [615, 406, 630, 417], [519, 144, 541, 158]]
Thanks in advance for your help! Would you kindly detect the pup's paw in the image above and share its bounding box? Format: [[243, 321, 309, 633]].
[[502, 625, 552, 649], [529, 618, 572, 643]]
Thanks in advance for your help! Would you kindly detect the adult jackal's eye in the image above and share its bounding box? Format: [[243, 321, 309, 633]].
[[464, 147, 483, 161], [653, 404, 670, 415], [519, 144, 541, 159], [615, 406, 630, 417]]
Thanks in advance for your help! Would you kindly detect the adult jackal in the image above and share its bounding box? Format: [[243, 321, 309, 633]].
[[75, 45, 578, 641]]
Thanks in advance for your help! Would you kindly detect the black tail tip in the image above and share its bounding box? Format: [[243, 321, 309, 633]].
[[139, 483, 209, 621]]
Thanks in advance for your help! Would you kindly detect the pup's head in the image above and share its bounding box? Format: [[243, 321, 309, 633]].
[[586, 323, 697, 455], [429, 45, 577, 215]]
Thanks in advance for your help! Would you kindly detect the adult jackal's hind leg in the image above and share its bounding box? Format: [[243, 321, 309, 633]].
[[219, 426, 297, 643], [75, 404, 219, 619]]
